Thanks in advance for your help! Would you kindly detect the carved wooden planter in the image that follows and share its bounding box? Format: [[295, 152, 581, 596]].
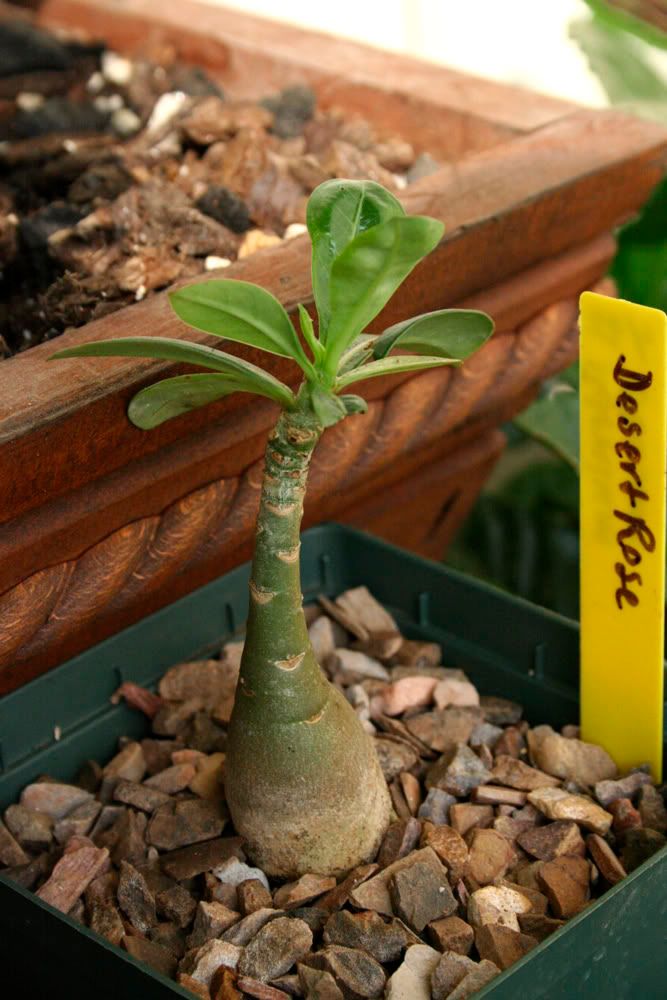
[[0, 0, 665, 694]]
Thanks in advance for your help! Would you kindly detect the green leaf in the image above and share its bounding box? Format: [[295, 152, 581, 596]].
[[169, 279, 310, 369], [128, 373, 256, 429], [338, 334, 377, 375], [324, 215, 445, 374], [307, 179, 405, 339], [341, 394, 368, 416], [308, 385, 348, 428], [514, 384, 580, 472], [372, 309, 493, 360], [298, 303, 324, 361], [336, 353, 457, 390], [580, 1, 667, 51], [51, 336, 295, 408]]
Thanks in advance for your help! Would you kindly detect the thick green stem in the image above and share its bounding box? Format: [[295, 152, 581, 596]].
[[225, 395, 392, 877]]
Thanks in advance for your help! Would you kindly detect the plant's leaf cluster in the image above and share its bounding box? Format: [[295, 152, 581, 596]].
[[52, 179, 494, 429]]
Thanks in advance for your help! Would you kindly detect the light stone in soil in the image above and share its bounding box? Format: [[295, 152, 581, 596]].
[[528, 787, 612, 835], [385, 944, 441, 1000], [239, 917, 313, 982], [527, 726, 617, 786]]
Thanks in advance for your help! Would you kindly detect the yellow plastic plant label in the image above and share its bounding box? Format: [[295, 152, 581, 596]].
[[579, 291, 666, 781]]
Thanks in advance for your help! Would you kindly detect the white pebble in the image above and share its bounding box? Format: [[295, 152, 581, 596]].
[[283, 222, 308, 240], [86, 71, 104, 94], [212, 857, 269, 891], [146, 91, 188, 135], [392, 173, 408, 190], [111, 107, 141, 136], [63, 139, 78, 153], [101, 51, 133, 87], [205, 256, 232, 271], [94, 93, 123, 113], [16, 92, 44, 112], [134, 284, 147, 301]]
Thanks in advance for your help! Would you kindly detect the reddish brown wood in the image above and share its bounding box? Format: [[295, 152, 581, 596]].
[[0, 0, 662, 692]]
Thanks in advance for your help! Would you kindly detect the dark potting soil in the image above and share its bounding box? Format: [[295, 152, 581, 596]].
[[0, 16, 439, 360], [1, 585, 665, 998]]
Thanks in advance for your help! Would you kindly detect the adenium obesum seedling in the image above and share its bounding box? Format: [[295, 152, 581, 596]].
[[53, 179, 493, 877]]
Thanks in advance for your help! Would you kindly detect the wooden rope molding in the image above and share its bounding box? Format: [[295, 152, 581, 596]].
[[0, 281, 607, 676]]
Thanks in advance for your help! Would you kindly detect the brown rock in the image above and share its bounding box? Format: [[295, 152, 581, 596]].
[[206, 875, 238, 908], [2, 850, 53, 890], [89, 901, 125, 945], [117, 859, 156, 933], [123, 935, 177, 978], [494, 880, 547, 914], [20, 782, 94, 819], [350, 847, 443, 916], [586, 834, 627, 885], [0, 820, 30, 866], [517, 912, 565, 940], [430, 952, 477, 1000], [427, 915, 474, 955], [222, 908, 284, 946], [609, 797, 642, 834], [142, 738, 184, 775], [36, 844, 109, 913], [399, 772, 421, 816], [153, 698, 202, 737], [274, 873, 337, 910], [181, 939, 243, 985], [420, 823, 469, 880], [493, 727, 526, 759], [102, 742, 147, 788], [475, 923, 537, 970], [4, 804, 54, 850], [147, 799, 224, 851], [239, 916, 313, 982], [161, 836, 244, 879], [527, 726, 617, 786], [190, 753, 225, 800], [447, 960, 500, 999], [466, 829, 514, 885], [54, 800, 102, 844], [467, 885, 533, 931], [149, 921, 187, 959], [298, 965, 344, 999], [188, 901, 241, 948], [84, 870, 118, 908], [113, 780, 171, 813], [517, 821, 585, 861], [373, 739, 418, 782], [157, 883, 198, 928], [390, 856, 457, 932], [239, 878, 273, 915], [449, 804, 493, 836], [211, 966, 243, 1000], [620, 828, 666, 872], [318, 865, 378, 913], [111, 808, 148, 865], [145, 763, 197, 794], [179, 973, 212, 999], [306, 945, 386, 999], [536, 855, 590, 918], [376, 819, 421, 867], [384, 944, 440, 1000], [528, 788, 612, 835], [491, 756, 560, 791], [374, 676, 437, 716], [405, 708, 480, 753], [638, 784, 667, 832], [324, 910, 409, 963], [426, 744, 491, 796], [480, 696, 522, 725], [237, 977, 291, 999], [594, 771, 652, 806], [473, 785, 527, 807]]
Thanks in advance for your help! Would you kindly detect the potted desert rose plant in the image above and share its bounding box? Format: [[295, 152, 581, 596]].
[[52, 178, 493, 877]]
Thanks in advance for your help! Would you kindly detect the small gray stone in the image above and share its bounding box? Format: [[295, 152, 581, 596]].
[[309, 945, 386, 999], [239, 916, 313, 982], [469, 722, 503, 748], [431, 952, 478, 1000], [447, 960, 500, 999], [638, 785, 667, 833], [480, 696, 523, 725], [417, 789, 456, 825], [187, 900, 240, 948], [20, 782, 94, 819], [374, 739, 419, 782], [113, 780, 171, 813], [4, 804, 54, 850], [298, 965, 344, 999], [147, 799, 224, 851], [156, 884, 198, 928], [323, 910, 409, 963], [594, 772, 652, 807], [390, 859, 457, 932], [180, 939, 242, 985], [426, 744, 491, 797], [223, 907, 284, 946], [0, 820, 30, 867], [117, 859, 156, 933], [90, 901, 125, 946], [54, 800, 102, 844]]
